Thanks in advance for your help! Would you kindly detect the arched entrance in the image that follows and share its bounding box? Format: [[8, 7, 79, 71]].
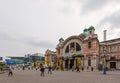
[[65, 59, 69, 69], [70, 59, 74, 69], [62, 36, 84, 70]]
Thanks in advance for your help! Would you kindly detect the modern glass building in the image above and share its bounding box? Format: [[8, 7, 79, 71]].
[[7, 56, 25, 64], [7, 53, 44, 66]]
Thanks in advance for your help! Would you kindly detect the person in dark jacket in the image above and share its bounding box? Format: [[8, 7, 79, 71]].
[[76, 67, 80, 72], [91, 67, 94, 71], [40, 66, 45, 76]]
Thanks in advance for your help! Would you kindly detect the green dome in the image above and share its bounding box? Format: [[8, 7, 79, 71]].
[[83, 28, 88, 34], [83, 28, 88, 32], [88, 26, 95, 30], [59, 37, 64, 42]]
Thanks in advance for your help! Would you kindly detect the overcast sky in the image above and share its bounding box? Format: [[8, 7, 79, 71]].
[[0, 0, 120, 57]]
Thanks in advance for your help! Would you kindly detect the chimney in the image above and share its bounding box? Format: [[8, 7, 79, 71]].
[[103, 30, 107, 41]]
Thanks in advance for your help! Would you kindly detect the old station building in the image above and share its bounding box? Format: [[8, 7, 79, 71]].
[[56, 26, 120, 70]]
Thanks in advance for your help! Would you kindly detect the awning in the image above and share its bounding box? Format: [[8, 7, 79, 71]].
[[72, 54, 84, 58]]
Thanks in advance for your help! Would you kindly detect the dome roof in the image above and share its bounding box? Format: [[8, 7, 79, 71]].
[[83, 28, 88, 35], [59, 37, 64, 42], [88, 26, 95, 30], [83, 28, 88, 32]]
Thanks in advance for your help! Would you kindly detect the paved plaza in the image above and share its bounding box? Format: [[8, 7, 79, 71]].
[[0, 69, 120, 83]]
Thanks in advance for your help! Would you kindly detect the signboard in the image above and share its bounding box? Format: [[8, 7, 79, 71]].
[[5, 59, 16, 64]]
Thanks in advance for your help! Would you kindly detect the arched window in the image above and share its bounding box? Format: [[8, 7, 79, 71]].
[[65, 42, 81, 53], [76, 43, 81, 51], [65, 45, 69, 53], [70, 43, 74, 48]]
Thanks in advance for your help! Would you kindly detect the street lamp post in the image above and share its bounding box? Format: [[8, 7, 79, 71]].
[[103, 50, 107, 75]]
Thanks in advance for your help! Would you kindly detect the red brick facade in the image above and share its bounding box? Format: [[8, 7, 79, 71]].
[[55, 26, 120, 70], [100, 39, 120, 69]]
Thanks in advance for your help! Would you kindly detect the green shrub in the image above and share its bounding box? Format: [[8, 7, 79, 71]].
[[0, 62, 6, 71]]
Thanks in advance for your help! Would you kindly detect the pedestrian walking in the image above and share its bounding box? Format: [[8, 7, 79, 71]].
[[87, 66, 89, 71], [91, 67, 94, 71], [8, 68, 13, 76], [48, 66, 52, 74], [76, 67, 80, 72], [82, 67, 84, 71], [22, 66, 25, 70], [40, 66, 45, 76], [72, 66, 75, 72]]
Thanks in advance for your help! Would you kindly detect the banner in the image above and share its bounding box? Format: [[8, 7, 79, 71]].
[[44, 56, 47, 65]]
